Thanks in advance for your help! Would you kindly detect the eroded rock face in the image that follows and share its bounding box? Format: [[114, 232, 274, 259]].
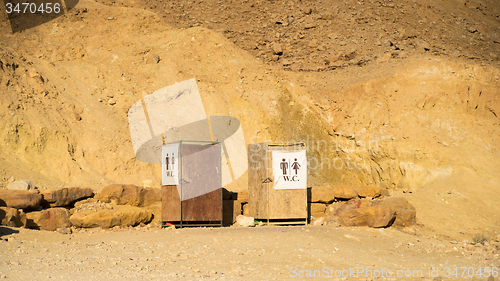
[[25, 208, 71, 231], [41, 187, 94, 207], [0, 190, 42, 210], [69, 204, 152, 228], [95, 184, 160, 207], [0, 207, 26, 227]]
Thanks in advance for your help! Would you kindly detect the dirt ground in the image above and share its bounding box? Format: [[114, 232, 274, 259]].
[[1, 224, 499, 280]]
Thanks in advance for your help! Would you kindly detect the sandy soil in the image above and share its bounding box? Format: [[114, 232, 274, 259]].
[[1, 224, 498, 280]]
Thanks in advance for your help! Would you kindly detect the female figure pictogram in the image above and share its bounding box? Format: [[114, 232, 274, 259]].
[[291, 158, 301, 175]]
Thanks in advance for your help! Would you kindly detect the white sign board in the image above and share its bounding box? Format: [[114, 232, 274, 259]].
[[272, 150, 307, 190], [162, 143, 180, 185]]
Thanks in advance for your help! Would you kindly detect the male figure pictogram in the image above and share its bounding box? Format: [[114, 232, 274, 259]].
[[291, 158, 301, 175], [165, 153, 170, 171], [280, 158, 288, 175]]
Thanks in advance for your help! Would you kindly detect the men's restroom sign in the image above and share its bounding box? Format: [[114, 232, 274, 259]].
[[162, 143, 179, 185], [272, 150, 307, 190]]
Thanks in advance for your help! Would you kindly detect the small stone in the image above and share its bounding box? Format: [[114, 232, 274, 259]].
[[57, 226, 72, 234], [466, 25, 477, 33], [236, 215, 255, 227], [320, 13, 334, 20], [70, 111, 82, 121], [308, 39, 318, 48], [325, 55, 339, 64], [305, 23, 317, 29], [303, 8, 312, 15], [313, 217, 324, 226], [271, 43, 283, 55], [108, 98, 116, 105]]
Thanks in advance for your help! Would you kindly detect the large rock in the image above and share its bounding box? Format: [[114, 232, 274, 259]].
[[6, 180, 36, 191], [25, 208, 71, 231], [310, 189, 337, 203], [95, 184, 160, 207], [337, 205, 397, 228], [147, 201, 162, 225], [0, 190, 42, 210], [328, 197, 416, 228], [331, 185, 388, 200], [332, 185, 359, 200], [354, 186, 386, 198], [372, 197, 416, 227], [0, 207, 26, 227], [69, 205, 153, 228], [40, 187, 94, 207]]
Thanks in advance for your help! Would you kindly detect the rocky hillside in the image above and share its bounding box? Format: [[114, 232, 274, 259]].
[[0, 0, 499, 237]]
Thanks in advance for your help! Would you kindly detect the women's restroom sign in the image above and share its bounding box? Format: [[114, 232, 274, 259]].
[[162, 143, 179, 185], [272, 150, 307, 190]]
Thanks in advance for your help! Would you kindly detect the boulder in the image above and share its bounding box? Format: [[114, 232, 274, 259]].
[[0, 207, 26, 227], [0, 190, 42, 210], [327, 197, 416, 228], [332, 185, 359, 200], [95, 184, 160, 207], [69, 205, 152, 228], [372, 197, 416, 227], [331, 185, 389, 200], [337, 205, 397, 228], [6, 180, 36, 191], [41, 187, 94, 207], [310, 189, 336, 203], [147, 201, 162, 225], [25, 208, 71, 231], [354, 186, 384, 198]]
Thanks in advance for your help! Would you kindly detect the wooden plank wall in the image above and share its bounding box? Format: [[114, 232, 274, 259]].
[[248, 142, 268, 219]]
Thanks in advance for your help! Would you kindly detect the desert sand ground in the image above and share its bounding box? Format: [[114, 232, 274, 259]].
[[1, 223, 499, 281]]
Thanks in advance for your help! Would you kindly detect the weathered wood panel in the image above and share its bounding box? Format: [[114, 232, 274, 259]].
[[181, 188, 221, 221], [162, 185, 181, 222], [248, 143, 269, 219]]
